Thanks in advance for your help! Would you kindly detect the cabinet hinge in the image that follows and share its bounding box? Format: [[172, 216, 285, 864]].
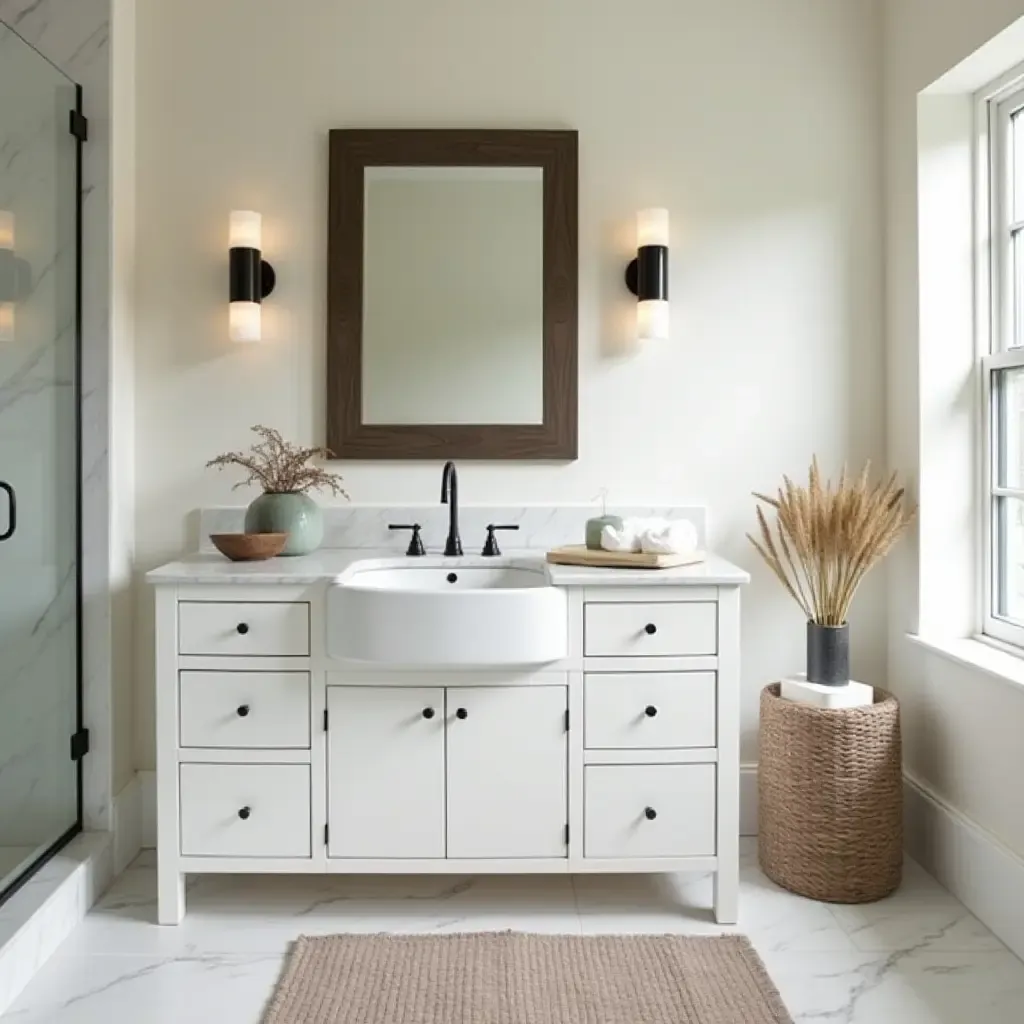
[[69, 109, 88, 141], [323, 708, 329, 731], [564, 708, 569, 732], [564, 823, 570, 846], [70, 728, 90, 761], [324, 823, 329, 846]]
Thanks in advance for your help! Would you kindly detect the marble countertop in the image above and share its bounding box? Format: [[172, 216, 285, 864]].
[[146, 549, 749, 587]]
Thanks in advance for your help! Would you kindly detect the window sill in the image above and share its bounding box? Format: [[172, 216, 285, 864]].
[[906, 633, 1024, 692]]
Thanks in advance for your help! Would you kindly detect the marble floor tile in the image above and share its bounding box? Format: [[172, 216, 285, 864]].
[[763, 949, 1024, 1024], [61, 864, 581, 957], [825, 859, 1006, 953], [1, 952, 285, 1024], [573, 859, 858, 952], [4, 846, 1024, 1024]]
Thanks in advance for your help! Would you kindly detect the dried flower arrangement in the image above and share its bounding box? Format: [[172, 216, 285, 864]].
[[206, 425, 348, 498], [748, 457, 915, 626]]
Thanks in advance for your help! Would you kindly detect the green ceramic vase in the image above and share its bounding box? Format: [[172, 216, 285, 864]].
[[585, 514, 624, 550], [244, 492, 324, 556]]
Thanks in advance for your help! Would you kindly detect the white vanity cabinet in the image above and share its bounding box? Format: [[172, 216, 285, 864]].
[[152, 560, 745, 927]]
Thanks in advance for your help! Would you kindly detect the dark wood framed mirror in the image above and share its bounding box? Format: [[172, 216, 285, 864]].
[[326, 129, 578, 460]]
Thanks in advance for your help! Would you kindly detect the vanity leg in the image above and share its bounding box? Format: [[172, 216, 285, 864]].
[[713, 864, 738, 925], [157, 870, 185, 925]]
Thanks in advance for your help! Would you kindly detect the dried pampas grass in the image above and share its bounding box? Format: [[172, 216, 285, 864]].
[[748, 458, 916, 626]]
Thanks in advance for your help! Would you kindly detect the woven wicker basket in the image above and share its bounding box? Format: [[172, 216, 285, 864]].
[[758, 683, 902, 903]]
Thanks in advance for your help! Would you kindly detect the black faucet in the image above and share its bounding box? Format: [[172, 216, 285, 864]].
[[440, 461, 463, 556]]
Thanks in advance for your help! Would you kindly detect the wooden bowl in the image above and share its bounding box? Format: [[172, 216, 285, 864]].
[[210, 532, 288, 562]]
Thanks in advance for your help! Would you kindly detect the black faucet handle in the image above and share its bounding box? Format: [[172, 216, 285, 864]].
[[388, 523, 426, 557], [481, 523, 520, 557]]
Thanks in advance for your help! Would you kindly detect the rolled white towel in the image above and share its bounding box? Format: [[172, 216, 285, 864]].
[[640, 519, 698, 555], [601, 522, 641, 552], [602, 517, 672, 553]]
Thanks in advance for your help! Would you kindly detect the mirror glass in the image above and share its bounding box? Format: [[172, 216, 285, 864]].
[[361, 166, 544, 425]]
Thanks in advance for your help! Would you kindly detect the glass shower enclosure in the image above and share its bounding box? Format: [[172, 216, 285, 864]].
[[0, 21, 84, 901]]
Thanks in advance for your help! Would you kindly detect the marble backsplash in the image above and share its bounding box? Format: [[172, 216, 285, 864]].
[[199, 505, 708, 556]]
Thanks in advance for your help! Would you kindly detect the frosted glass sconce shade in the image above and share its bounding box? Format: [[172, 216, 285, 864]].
[[228, 210, 276, 342], [625, 208, 669, 342]]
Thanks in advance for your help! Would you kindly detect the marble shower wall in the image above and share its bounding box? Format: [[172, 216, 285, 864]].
[[0, 0, 113, 834]]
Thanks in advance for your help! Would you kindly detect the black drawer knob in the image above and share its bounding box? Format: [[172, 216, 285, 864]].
[[422, 707, 435, 719], [447, 572, 458, 583], [644, 623, 657, 635], [236, 704, 251, 718], [236, 622, 250, 635], [455, 707, 468, 720], [644, 705, 658, 718], [238, 806, 251, 820], [644, 806, 658, 821]]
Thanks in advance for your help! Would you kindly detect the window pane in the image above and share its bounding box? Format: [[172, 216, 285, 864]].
[[1013, 230, 1024, 349], [994, 366, 1024, 488], [1013, 109, 1024, 222], [994, 496, 1024, 623]]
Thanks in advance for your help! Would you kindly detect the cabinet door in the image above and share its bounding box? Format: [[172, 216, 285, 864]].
[[446, 686, 567, 859], [327, 686, 445, 859]]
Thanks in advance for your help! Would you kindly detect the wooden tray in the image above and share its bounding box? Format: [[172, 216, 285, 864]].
[[545, 545, 706, 570]]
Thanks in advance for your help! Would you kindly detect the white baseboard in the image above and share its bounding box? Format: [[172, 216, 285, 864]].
[[112, 775, 142, 875], [0, 833, 113, 1016], [136, 764, 761, 850], [904, 773, 1024, 962]]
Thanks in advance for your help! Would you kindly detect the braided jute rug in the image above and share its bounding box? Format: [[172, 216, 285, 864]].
[[263, 932, 793, 1023]]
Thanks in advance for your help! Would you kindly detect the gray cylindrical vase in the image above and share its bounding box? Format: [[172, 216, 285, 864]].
[[806, 621, 850, 687], [244, 492, 324, 556]]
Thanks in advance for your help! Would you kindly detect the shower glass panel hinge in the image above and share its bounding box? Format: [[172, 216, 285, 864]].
[[70, 728, 90, 761], [68, 110, 88, 142]]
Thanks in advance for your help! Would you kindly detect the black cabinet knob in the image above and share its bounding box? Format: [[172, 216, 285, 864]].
[[236, 622, 250, 635], [644, 623, 657, 635], [644, 705, 658, 718], [644, 806, 657, 821], [446, 572, 458, 584], [236, 704, 251, 718], [422, 707, 435, 719], [455, 707, 468, 720], [238, 806, 251, 820]]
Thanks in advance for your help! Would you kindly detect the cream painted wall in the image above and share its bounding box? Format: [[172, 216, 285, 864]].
[[884, 0, 1024, 857], [133, 0, 885, 768]]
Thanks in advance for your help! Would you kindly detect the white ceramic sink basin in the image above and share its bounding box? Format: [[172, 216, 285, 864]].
[[326, 560, 567, 667]]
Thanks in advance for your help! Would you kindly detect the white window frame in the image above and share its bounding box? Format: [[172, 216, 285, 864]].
[[980, 68, 1024, 649]]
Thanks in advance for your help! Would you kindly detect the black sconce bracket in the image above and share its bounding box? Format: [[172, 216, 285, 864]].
[[625, 244, 669, 302], [229, 246, 276, 303], [0, 249, 31, 304]]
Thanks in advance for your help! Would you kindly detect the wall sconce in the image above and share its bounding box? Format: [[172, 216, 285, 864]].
[[228, 210, 276, 342], [0, 212, 31, 342], [624, 208, 669, 342]]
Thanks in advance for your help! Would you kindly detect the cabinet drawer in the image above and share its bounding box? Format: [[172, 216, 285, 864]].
[[584, 764, 716, 859], [179, 671, 311, 749], [178, 602, 309, 657], [179, 763, 311, 858], [584, 602, 717, 657], [584, 673, 716, 749]]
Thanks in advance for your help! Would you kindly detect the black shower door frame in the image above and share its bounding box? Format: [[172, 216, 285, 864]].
[[0, 80, 85, 907]]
